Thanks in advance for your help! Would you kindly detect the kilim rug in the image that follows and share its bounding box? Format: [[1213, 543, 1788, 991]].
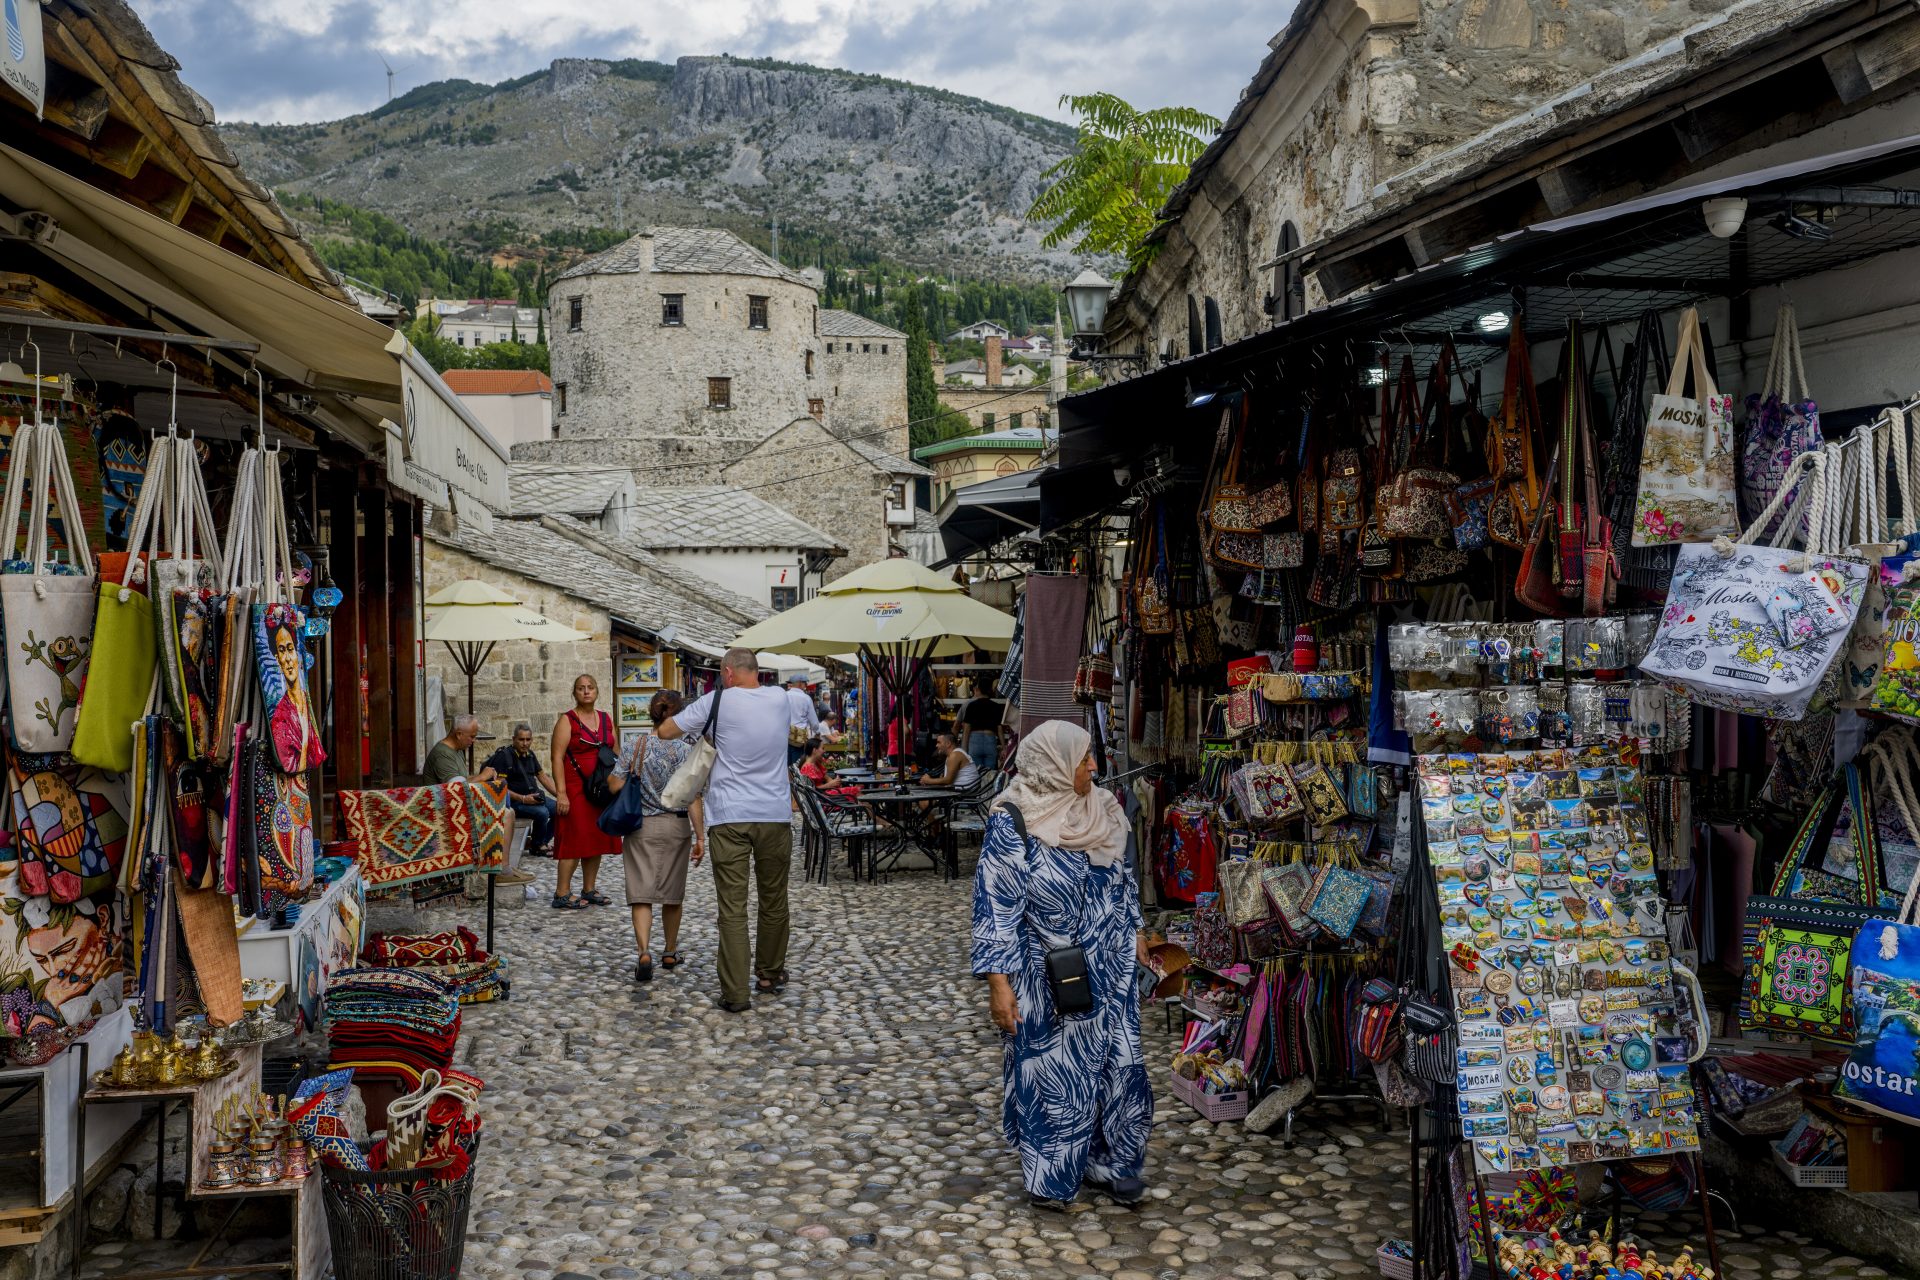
[[339, 783, 477, 888], [458, 776, 509, 872]]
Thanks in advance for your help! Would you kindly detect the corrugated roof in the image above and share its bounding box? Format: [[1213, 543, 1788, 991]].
[[507, 463, 626, 517], [819, 309, 905, 339], [426, 516, 746, 651], [557, 227, 812, 287], [620, 485, 843, 552], [913, 427, 1055, 461], [443, 370, 554, 396]]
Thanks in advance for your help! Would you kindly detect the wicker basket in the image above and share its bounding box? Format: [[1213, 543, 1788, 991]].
[[1376, 1240, 1416, 1280], [1170, 1070, 1249, 1122], [1771, 1143, 1847, 1188]]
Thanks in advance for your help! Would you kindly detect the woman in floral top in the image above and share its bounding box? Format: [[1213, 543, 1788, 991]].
[[608, 690, 705, 983]]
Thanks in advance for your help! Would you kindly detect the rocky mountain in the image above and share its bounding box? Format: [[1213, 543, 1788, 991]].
[[220, 56, 1081, 280]]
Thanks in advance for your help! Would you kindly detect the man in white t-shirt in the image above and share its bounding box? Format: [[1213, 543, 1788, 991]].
[[658, 648, 795, 1012], [784, 676, 820, 765]]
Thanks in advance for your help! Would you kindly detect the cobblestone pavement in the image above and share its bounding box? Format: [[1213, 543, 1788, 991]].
[[72, 835, 1904, 1280]]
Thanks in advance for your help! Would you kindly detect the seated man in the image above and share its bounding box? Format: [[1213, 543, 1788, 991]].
[[485, 723, 558, 856], [919, 731, 981, 790], [424, 715, 531, 885]]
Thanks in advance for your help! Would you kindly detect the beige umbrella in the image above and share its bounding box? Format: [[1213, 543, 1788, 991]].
[[731, 557, 1014, 781], [424, 577, 590, 729]]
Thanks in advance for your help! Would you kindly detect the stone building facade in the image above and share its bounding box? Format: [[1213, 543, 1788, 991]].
[[1107, 0, 1743, 358], [819, 308, 908, 456], [723, 416, 927, 573], [548, 226, 822, 453], [423, 540, 614, 737]]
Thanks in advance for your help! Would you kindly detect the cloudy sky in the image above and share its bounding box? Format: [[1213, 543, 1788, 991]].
[[137, 0, 1290, 127]]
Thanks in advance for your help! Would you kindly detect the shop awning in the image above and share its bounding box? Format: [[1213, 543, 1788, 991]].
[[383, 332, 511, 517], [0, 141, 509, 513], [933, 468, 1044, 565]]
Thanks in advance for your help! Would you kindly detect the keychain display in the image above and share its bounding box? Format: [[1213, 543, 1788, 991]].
[[1416, 748, 1702, 1174]]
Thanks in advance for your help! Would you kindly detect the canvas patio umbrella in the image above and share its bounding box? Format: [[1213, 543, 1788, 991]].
[[424, 578, 590, 746], [731, 558, 1015, 781]]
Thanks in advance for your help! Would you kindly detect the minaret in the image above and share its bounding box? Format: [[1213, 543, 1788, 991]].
[[1050, 308, 1068, 410]]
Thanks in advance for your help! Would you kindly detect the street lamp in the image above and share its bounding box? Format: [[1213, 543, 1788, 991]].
[[1061, 268, 1151, 379]]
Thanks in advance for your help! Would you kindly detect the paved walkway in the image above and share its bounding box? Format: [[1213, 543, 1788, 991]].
[[67, 832, 1904, 1279]]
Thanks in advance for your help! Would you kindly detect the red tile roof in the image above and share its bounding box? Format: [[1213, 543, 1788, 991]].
[[441, 369, 553, 396]]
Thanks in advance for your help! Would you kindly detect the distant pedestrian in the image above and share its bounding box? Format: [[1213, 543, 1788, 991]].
[[608, 690, 705, 983], [550, 674, 619, 910], [960, 681, 1005, 776], [485, 723, 558, 856], [658, 647, 794, 1012], [972, 720, 1151, 1210], [784, 675, 820, 765]]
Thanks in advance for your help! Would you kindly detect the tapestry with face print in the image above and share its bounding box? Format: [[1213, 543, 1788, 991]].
[[0, 874, 126, 1039], [254, 600, 324, 774]]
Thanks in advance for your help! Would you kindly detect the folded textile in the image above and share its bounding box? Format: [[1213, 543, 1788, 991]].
[[339, 780, 505, 888], [363, 926, 484, 967]]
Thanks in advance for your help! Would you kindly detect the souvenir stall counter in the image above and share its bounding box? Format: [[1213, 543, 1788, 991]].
[[1057, 270, 1920, 1279]]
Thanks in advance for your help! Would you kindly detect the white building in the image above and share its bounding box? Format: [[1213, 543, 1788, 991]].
[[617, 484, 844, 609], [433, 300, 541, 349], [947, 320, 1011, 343], [944, 358, 1036, 387], [442, 369, 554, 447]]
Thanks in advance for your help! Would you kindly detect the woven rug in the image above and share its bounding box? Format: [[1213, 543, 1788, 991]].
[[1018, 573, 1088, 735], [340, 784, 477, 888], [459, 777, 508, 871]]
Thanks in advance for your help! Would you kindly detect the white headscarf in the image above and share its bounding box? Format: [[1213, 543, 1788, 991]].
[[992, 720, 1130, 868]]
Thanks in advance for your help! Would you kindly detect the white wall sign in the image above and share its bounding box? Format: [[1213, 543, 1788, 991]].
[[2, 0, 46, 116]]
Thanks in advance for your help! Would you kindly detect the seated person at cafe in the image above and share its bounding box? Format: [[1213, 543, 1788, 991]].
[[919, 731, 981, 790], [798, 738, 861, 800], [485, 723, 559, 855]]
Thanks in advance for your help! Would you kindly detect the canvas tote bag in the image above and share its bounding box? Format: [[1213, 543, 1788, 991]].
[[1742, 302, 1823, 531], [72, 433, 174, 771], [1640, 444, 1870, 720], [3, 421, 99, 753], [252, 449, 324, 774], [153, 433, 226, 758], [1836, 731, 1920, 1123], [1632, 306, 1738, 547], [659, 683, 723, 812]]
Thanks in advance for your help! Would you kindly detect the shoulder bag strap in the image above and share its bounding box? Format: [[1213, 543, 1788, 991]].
[[1769, 778, 1846, 896], [1845, 761, 1883, 907], [115, 434, 169, 592], [39, 418, 94, 580]]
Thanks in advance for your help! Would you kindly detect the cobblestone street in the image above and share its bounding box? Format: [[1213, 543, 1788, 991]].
[[443, 841, 1897, 1280]]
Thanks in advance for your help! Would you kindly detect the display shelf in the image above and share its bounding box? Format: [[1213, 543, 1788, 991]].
[[0, 1006, 138, 1212]]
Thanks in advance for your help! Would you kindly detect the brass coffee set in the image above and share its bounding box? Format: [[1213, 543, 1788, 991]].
[[203, 1094, 311, 1190], [95, 1028, 235, 1090]]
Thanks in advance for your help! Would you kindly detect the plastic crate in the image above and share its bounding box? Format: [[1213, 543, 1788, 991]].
[[1772, 1143, 1847, 1188], [1170, 1070, 1249, 1122]]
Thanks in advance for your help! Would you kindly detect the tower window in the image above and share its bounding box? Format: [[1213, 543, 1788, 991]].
[[749, 296, 769, 330], [708, 377, 732, 409], [661, 294, 684, 326], [567, 297, 583, 332]]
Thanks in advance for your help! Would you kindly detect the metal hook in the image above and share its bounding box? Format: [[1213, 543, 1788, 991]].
[[23, 334, 42, 426], [157, 345, 179, 434], [250, 364, 268, 451]]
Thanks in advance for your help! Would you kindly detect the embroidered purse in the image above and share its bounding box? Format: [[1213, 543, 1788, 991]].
[[1251, 479, 1293, 527], [1380, 356, 1458, 541], [1321, 448, 1365, 532], [1209, 403, 1258, 533], [1293, 760, 1351, 825], [1223, 685, 1261, 738], [1230, 762, 1304, 825], [1260, 861, 1317, 943], [1449, 476, 1497, 551], [1307, 863, 1371, 939]]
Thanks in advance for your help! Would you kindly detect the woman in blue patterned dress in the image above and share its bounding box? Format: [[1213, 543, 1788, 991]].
[[972, 720, 1153, 1209]]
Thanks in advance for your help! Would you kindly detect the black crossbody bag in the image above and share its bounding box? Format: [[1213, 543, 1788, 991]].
[[1003, 803, 1095, 1018]]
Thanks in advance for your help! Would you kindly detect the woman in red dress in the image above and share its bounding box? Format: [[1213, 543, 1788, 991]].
[[549, 674, 620, 909]]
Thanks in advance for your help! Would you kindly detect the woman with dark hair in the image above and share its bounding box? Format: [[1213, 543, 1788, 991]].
[[608, 689, 705, 981], [549, 674, 619, 910]]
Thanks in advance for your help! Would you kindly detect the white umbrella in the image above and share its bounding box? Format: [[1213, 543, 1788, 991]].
[[424, 578, 590, 739]]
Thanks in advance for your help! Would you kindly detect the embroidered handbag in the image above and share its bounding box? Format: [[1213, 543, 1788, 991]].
[[1643, 445, 1870, 720], [1740, 764, 1881, 1044], [1380, 354, 1459, 540], [153, 429, 227, 759], [1554, 318, 1617, 613], [1259, 862, 1316, 943], [1449, 476, 1498, 552], [252, 451, 325, 774], [1404, 542, 1467, 584], [1073, 591, 1115, 706], [1632, 306, 1738, 546], [1308, 864, 1371, 939], [1514, 437, 1566, 617], [1742, 302, 1822, 532], [1223, 685, 1261, 738], [1320, 448, 1365, 532], [2, 421, 99, 754], [1487, 324, 1544, 551], [1213, 529, 1301, 571], [1250, 478, 1293, 527], [1230, 761, 1303, 825], [1209, 402, 1258, 533], [1219, 858, 1274, 927], [1292, 760, 1350, 826], [249, 735, 315, 916], [1135, 506, 1175, 636]]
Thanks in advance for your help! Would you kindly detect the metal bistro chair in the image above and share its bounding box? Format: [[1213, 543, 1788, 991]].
[[797, 779, 879, 883], [943, 770, 1001, 868]]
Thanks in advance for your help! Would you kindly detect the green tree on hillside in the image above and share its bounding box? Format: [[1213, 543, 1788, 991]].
[[903, 307, 938, 445], [1027, 93, 1220, 273]]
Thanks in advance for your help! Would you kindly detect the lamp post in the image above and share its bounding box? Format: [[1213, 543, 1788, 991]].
[[1061, 268, 1151, 379]]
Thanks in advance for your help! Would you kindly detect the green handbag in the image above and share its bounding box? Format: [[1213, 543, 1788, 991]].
[[70, 435, 168, 772], [1739, 763, 1882, 1044]]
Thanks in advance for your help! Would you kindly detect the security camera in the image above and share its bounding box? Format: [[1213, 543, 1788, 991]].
[[1701, 197, 1747, 239]]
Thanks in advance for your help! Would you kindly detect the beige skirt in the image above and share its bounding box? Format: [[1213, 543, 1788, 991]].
[[624, 813, 693, 905]]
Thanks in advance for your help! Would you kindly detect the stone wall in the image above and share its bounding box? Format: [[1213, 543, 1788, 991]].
[[822, 341, 909, 459], [510, 434, 742, 483], [549, 268, 820, 443], [423, 541, 613, 735], [724, 418, 894, 578], [1113, 0, 1735, 353]]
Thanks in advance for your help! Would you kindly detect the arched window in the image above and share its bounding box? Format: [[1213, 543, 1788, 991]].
[[1203, 298, 1223, 351], [995, 458, 1019, 477], [1274, 221, 1303, 322], [1186, 297, 1202, 357]]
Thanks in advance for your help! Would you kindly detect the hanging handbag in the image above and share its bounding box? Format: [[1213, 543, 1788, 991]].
[[1554, 319, 1618, 613], [1230, 761, 1303, 825], [1208, 402, 1258, 533], [1487, 324, 1544, 551], [1320, 447, 1365, 533], [154, 431, 226, 759], [3, 421, 99, 754], [1136, 505, 1175, 636], [1643, 444, 1870, 720], [1381, 355, 1459, 540], [1848, 408, 1918, 708], [1632, 306, 1738, 546], [1836, 733, 1920, 1122], [252, 451, 326, 774], [247, 734, 314, 915], [1514, 437, 1566, 616], [1250, 477, 1293, 527], [1740, 763, 1883, 1043], [72, 432, 170, 772], [1743, 302, 1823, 533], [1401, 994, 1457, 1085]]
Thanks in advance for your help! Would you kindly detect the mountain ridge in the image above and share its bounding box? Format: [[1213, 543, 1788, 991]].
[[220, 54, 1083, 281]]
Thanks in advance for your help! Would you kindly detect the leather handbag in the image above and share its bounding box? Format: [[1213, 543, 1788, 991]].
[[597, 737, 650, 837], [1554, 319, 1617, 612], [1740, 764, 1883, 1044], [1209, 402, 1258, 534], [660, 683, 724, 811], [1488, 324, 1545, 549], [1514, 436, 1566, 615]]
